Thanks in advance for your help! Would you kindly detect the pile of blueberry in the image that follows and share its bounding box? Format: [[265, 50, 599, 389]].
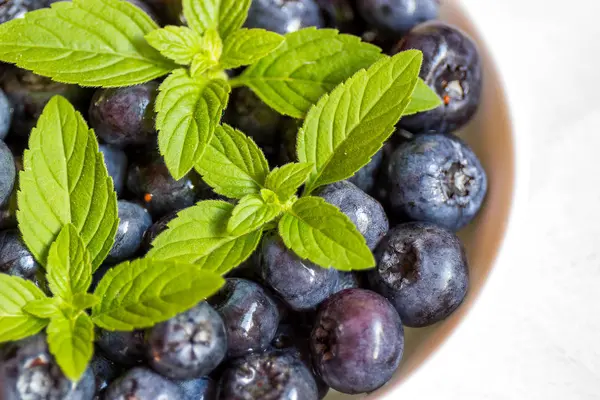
[[0, 0, 486, 398]]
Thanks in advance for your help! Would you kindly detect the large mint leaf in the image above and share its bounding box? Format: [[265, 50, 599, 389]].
[[235, 28, 383, 118], [298, 50, 422, 194], [0, 0, 175, 87], [0, 275, 48, 342], [183, 0, 250, 40], [18, 96, 118, 271], [156, 69, 230, 179], [404, 78, 442, 116], [47, 312, 94, 381]]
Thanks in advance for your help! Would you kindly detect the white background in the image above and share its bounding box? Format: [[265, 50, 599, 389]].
[[383, 0, 600, 398]]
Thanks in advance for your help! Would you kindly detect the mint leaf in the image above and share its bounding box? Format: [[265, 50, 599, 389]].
[[47, 311, 94, 381], [147, 200, 263, 274], [145, 26, 204, 65], [278, 197, 375, 271], [298, 50, 422, 194], [23, 298, 61, 319], [71, 293, 100, 311], [235, 28, 383, 118], [265, 162, 313, 201], [0, 275, 48, 342], [227, 192, 281, 236], [47, 224, 92, 301], [190, 52, 217, 77], [0, 0, 175, 87], [92, 258, 224, 331], [404, 78, 442, 116], [195, 124, 269, 199], [183, 0, 251, 40], [220, 29, 284, 69], [17, 96, 118, 271], [156, 69, 231, 179]]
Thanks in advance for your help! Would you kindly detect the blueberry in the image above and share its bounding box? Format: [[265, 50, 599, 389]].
[[140, 210, 178, 254], [125, 0, 159, 21], [347, 148, 383, 193], [219, 350, 319, 400], [0, 89, 12, 140], [245, 0, 324, 34], [208, 278, 280, 358], [176, 377, 218, 400], [107, 201, 152, 263], [384, 133, 487, 230], [90, 352, 122, 397], [0, 230, 43, 285], [394, 21, 483, 133], [369, 222, 469, 327], [315, 180, 389, 249], [147, 302, 227, 380], [332, 272, 360, 294], [89, 82, 158, 147], [0, 334, 95, 400], [357, 0, 440, 35], [316, 0, 362, 32], [104, 367, 183, 400], [96, 329, 147, 366], [0, 139, 15, 208], [99, 145, 128, 197], [310, 288, 404, 394], [0, 0, 57, 23], [258, 232, 339, 311]]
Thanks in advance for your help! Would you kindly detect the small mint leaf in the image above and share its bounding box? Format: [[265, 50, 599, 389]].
[[145, 26, 204, 65], [47, 224, 93, 301], [47, 311, 94, 381], [298, 50, 422, 194], [236, 28, 383, 118], [265, 162, 313, 202], [404, 78, 442, 116], [220, 29, 284, 69], [23, 298, 61, 319], [278, 196, 375, 271], [156, 69, 231, 179], [0, 275, 48, 342], [227, 193, 281, 236], [147, 200, 263, 274], [260, 188, 278, 204], [195, 124, 269, 199], [201, 29, 223, 60], [190, 52, 217, 77], [0, 0, 175, 87], [17, 96, 119, 271], [183, 0, 251, 40], [71, 293, 100, 311], [92, 258, 224, 331]]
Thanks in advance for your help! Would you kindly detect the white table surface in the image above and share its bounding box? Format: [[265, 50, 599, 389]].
[[381, 1, 600, 399]]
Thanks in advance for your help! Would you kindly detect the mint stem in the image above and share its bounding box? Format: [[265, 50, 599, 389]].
[[228, 77, 246, 88]]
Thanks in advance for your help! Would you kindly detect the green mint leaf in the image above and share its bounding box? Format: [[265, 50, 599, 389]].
[[71, 293, 100, 311], [404, 78, 442, 116], [147, 200, 263, 274], [195, 124, 269, 199], [265, 162, 313, 201], [227, 192, 281, 236], [92, 259, 224, 331], [47, 311, 94, 381], [23, 298, 61, 319], [47, 224, 92, 301], [220, 29, 284, 69], [145, 26, 204, 65], [0, 0, 175, 87], [156, 69, 231, 179], [17, 96, 119, 271], [190, 52, 217, 77], [298, 50, 422, 194], [0, 275, 48, 342], [183, 0, 251, 40], [201, 29, 223, 60], [278, 196, 375, 271], [235, 28, 383, 118]]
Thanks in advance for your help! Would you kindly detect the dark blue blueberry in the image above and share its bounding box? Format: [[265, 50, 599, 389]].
[[258, 232, 339, 311], [104, 367, 183, 400], [245, 0, 324, 34], [357, 0, 440, 35], [384, 133, 487, 230], [219, 350, 319, 400], [89, 82, 158, 147], [310, 288, 404, 394], [0, 0, 57, 23], [316, 0, 362, 33], [277, 117, 301, 166], [208, 278, 280, 358], [315, 180, 389, 249], [347, 148, 383, 193], [332, 271, 360, 294], [369, 222, 469, 327], [394, 21, 483, 133], [0, 334, 95, 400], [140, 210, 178, 254], [0, 230, 42, 285], [90, 352, 122, 398], [0, 89, 11, 140], [0, 139, 15, 208], [99, 145, 128, 197], [176, 377, 218, 400], [107, 201, 152, 263], [125, 0, 159, 21], [96, 329, 147, 366], [147, 302, 227, 380]]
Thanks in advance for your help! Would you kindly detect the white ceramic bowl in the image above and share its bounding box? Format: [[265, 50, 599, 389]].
[[325, 1, 519, 398]]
